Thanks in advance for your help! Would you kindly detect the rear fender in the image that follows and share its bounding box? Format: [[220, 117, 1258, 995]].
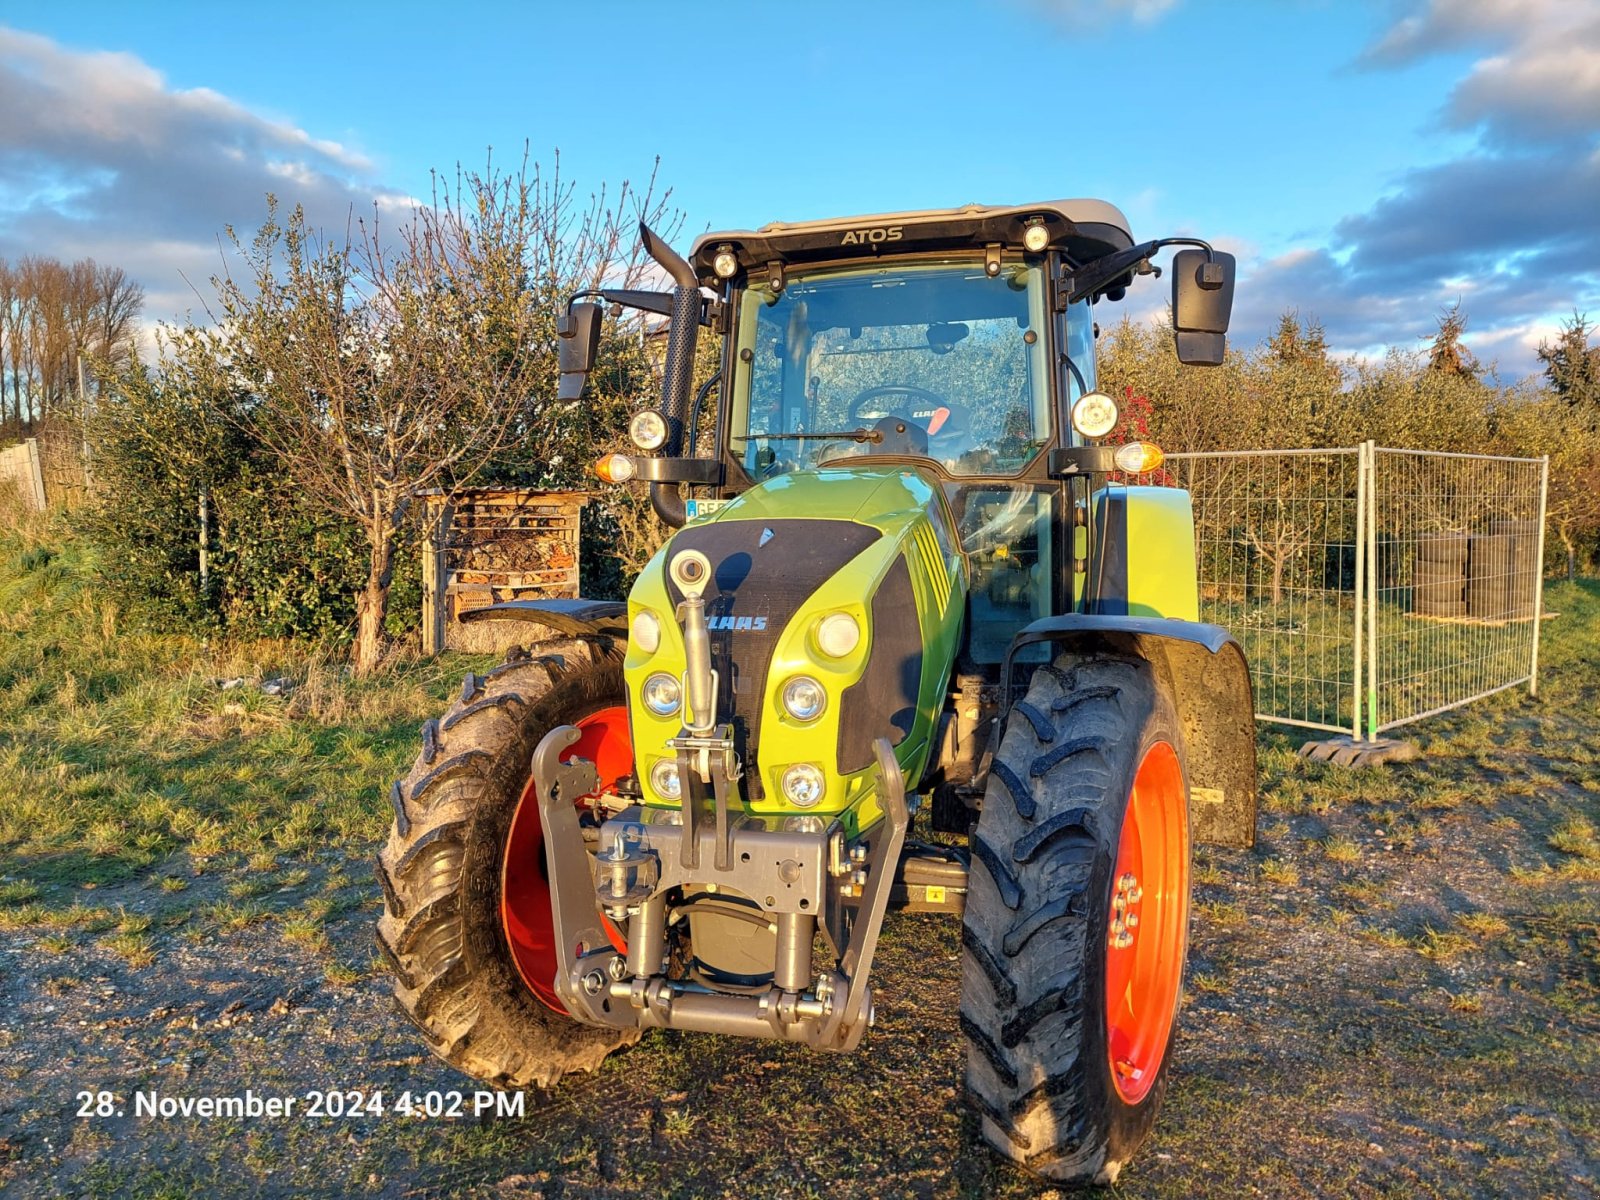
[[1003, 615, 1257, 848]]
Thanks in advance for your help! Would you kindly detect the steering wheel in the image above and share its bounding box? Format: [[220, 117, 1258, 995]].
[[848, 384, 951, 426]]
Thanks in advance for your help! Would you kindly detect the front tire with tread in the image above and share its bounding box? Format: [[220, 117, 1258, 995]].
[[375, 637, 639, 1088], [961, 653, 1191, 1185]]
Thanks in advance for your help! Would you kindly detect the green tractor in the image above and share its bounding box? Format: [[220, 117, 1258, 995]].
[[376, 199, 1258, 1185]]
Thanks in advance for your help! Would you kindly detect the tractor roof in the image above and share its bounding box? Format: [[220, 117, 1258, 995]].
[[690, 199, 1134, 286]]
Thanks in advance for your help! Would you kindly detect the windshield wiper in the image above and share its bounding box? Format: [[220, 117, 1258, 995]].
[[756, 428, 883, 444]]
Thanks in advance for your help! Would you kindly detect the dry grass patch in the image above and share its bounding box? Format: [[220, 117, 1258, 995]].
[[1188, 971, 1230, 994], [1193, 860, 1227, 886], [1549, 816, 1600, 861], [1365, 926, 1411, 950], [1322, 835, 1361, 863], [1457, 911, 1511, 939], [1195, 899, 1249, 927], [102, 932, 154, 967], [1415, 926, 1475, 961], [1260, 858, 1301, 887]]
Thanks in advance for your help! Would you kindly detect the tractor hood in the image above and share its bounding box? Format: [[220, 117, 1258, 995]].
[[624, 466, 965, 830], [700, 464, 945, 525]]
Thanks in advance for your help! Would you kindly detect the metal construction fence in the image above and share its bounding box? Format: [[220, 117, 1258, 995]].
[[1165, 443, 1549, 741]]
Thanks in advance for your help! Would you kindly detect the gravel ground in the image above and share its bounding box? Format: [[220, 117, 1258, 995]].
[[3, 723, 1596, 1200]]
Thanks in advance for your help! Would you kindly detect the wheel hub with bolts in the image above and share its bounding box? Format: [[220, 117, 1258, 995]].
[[1109, 871, 1143, 950]]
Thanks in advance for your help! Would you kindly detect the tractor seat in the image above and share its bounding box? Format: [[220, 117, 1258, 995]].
[[915, 401, 975, 462]]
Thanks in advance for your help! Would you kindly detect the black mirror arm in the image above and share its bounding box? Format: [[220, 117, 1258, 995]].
[[563, 287, 669, 318], [564, 287, 717, 326], [1061, 236, 1220, 306]]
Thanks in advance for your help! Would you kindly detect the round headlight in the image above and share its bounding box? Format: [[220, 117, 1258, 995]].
[[629, 410, 669, 452], [781, 763, 825, 808], [1022, 221, 1050, 253], [816, 612, 861, 658], [781, 675, 826, 722], [650, 759, 682, 800], [712, 247, 739, 279], [1071, 391, 1120, 439], [631, 609, 661, 654], [642, 672, 681, 717]]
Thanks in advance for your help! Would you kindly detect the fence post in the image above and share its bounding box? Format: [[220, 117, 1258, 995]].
[[24, 438, 47, 511], [1352, 441, 1367, 740], [198, 485, 210, 595], [420, 497, 453, 657], [1364, 441, 1379, 740], [1529, 454, 1550, 698]]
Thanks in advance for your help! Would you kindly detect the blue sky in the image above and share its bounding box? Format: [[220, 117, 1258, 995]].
[[3, 0, 1596, 379]]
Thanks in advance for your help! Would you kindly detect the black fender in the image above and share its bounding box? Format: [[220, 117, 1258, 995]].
[[1002, 614, 1258, 848], [457, 597, 628, 639]]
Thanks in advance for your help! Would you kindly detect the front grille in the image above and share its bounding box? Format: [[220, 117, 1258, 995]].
[[837, 555, 921, 773], [665, 519, 882, 797]]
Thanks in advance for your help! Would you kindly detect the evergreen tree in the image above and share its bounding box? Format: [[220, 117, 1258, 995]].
[[1537, 313, 1600, 432], [1426, 302, 1478, 379]]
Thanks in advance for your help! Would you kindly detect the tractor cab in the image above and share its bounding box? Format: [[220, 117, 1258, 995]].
[[570, 200, 1237, 673]]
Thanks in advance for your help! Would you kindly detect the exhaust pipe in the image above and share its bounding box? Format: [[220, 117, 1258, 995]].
[[639, 223, 700, 528]]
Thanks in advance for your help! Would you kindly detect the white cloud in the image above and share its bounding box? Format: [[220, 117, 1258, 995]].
[[1359, 0, 1600, 143], [1359, 0, 1538, 64], [1448, 23, 1600, 141], [0, 27, 412, 331]]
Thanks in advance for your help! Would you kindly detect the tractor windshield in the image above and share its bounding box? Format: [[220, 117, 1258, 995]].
[[729, 257, 1052, 479]]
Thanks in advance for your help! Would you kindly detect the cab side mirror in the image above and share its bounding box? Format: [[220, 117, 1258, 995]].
[[1171, 249, 1236, 367], [557, 302, 604, 399]]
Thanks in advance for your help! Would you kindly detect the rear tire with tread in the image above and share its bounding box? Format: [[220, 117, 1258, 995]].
[[961, 653, 1191, 1185], [375, 637, 639, 1088]]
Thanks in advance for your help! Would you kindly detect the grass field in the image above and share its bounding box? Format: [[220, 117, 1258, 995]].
[[1, 514, 1596, 1198]]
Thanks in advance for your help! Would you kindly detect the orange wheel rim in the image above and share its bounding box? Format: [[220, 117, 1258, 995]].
[[1104, 739, 1188, 1105], [502, 706, 631, 1014]]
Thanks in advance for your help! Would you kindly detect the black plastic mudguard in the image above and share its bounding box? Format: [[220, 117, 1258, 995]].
[[1003, 614, 1258, 848], [456, 597, 628, 638]]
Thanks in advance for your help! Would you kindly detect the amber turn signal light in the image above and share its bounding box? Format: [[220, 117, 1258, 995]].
[[1112, 442, 1165, 474], [593, 453, 636, 484]]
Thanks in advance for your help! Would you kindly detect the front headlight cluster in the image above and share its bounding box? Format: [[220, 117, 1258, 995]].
[[633, 599, 862, 810], [780, 675, 826, 722], [649, 759, 682, 800], [642, 672, 681, 717], [780, 763, 825, 808]]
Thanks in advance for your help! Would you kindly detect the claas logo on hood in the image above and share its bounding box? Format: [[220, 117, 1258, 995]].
[[707, 615, 768, 631]]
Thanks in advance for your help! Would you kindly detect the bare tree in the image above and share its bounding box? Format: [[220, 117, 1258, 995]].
[[202, 154, 671, 673], [0, 261, 16, 428], [0, 255, 144, 433], [90, 264, 144, 373]]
